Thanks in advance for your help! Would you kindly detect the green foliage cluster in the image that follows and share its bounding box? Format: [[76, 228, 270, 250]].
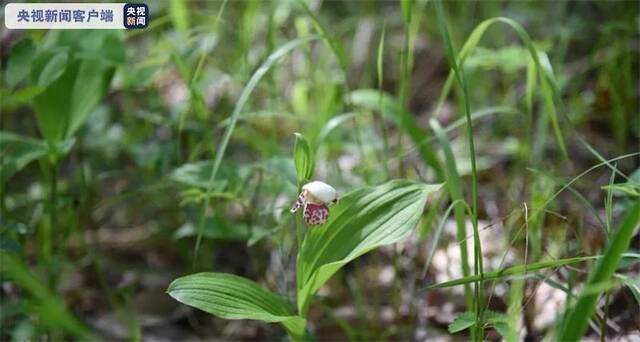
[[1, 1, 638, 340]]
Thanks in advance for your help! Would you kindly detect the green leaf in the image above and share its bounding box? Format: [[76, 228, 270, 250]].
[[1, 87, 43, 111], [171, 161, 228, 189], [260, 157, 297, 187], [33, 61, 77, 142], [67, 59, 115, 137], [170, 160, 254, 191], [32, 32, 122, 143], [430, 16, 572, 161], [602, 183, 640, 197], [0, 131, 48, 182], [297, 180, 442, 313], [37, 52, 68, 88], [5, 38, 36, 89], [101, 33, 127, 65], [485, 311, 516, 340], [602, 169, 640, 197], [293, 132, 314, 184], [557, 200, 640, 341], [400, 0, 414, 23], [619, 275, 640, 306], [172, 218, 249, 241], [449, 312, 476, 333], [167, 272, 305, 339], [169, 0, 190, 32], [448, 311, 514, 337], [465, 46, 530, 73], [376, 25, 386, 89], [317, 112, 359, 146], [0, 252, 92, 338], [493, 322, 513, 340]]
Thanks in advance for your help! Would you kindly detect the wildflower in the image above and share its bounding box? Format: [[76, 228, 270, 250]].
[[290, 181, 338, 226]]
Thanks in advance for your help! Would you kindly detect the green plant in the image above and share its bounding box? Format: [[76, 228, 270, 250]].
[[169, 132, 441, 339], [3, 1, 638, 340], [191, 35, 320, 266], [0, 252, 92, 339], [556, 200, 640, 341], [2, 31, 124, 258]]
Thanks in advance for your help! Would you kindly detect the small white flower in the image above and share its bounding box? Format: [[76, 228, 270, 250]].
[[290, 181, 338, 226]]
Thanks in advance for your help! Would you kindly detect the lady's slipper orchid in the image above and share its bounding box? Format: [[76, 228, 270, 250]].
[[290, 181, 338, 226]]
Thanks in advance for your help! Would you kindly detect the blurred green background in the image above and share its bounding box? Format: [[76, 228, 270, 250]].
[[1, 0, 638, 340]]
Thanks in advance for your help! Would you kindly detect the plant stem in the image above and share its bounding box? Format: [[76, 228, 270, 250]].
[[600, 290, 611, 342], [434, 1, 484, 338], [44, 159, 58, 263]]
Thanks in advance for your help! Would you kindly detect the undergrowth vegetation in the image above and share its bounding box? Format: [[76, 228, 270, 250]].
[[1, 1, 639, 340]]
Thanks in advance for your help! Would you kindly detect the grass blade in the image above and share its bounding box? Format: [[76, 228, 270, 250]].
[[441, 17, 567, 159], [421, 256, 600, 290], [169, 0, 189, 32], [296, 0, 348, 74], [557, 200, 640, 341], [0, 252, 92, 338], [434, 1, 484, 337], [429, 119, 473, 309]]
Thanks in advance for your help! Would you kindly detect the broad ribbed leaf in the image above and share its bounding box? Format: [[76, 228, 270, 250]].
[[167, 272, 305, 337], [297, 180, 441, 312]]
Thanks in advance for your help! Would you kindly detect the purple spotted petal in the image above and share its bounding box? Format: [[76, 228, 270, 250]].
[[303, 202, 329, 226]]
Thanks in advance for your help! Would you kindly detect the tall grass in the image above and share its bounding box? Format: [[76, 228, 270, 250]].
[[434, 1, 484, 338], [557, 201, 640, 340], [2, 1, 638, 340], [192, 36, 320, 267], [429, 119, 473, 309]]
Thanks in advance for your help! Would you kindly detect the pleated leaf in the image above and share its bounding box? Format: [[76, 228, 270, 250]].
[[297, 180, 441, 312], [167, 272, 305, 337]]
